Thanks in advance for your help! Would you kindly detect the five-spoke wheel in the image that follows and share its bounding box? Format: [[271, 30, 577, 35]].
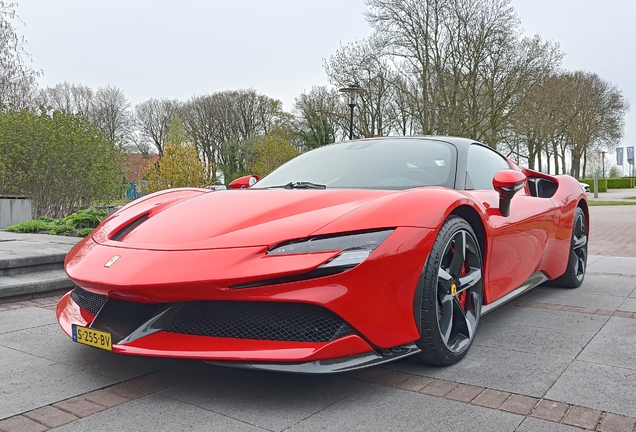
[[417, 216, 483, 365], [553, 206, 587, 288]]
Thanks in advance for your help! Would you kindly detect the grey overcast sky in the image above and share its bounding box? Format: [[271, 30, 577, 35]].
[[15, 0, 636, 168]]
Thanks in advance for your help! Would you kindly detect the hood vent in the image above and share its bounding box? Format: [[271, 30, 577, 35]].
[[111, 214, 149, 241]]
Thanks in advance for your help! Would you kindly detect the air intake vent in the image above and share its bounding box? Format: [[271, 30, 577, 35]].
[[70, 287, 108, 315], [111, 214, 149, 241], [166, 301, 356, 343]]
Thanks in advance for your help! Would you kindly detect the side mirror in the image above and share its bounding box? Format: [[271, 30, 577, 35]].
[[492, 170, 526, 217], [228, 175, 260, 189]]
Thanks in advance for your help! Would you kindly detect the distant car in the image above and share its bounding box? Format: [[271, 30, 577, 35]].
[[579, 182, 590, 193], [57, 136, 589, 373]]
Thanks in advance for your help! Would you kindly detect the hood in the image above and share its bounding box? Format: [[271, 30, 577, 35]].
[[96, 189, 399, 250]]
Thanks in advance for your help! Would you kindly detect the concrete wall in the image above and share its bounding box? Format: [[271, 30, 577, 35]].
[[0, 197, 33, 229]]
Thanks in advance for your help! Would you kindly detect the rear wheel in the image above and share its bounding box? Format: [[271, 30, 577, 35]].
[[552, 207, 587, 288], [416, 216, 483, 366]]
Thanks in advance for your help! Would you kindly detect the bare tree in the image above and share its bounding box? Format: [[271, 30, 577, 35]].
[[134, 98, 181, 156], [0, 2, 38, 109], [92, 85, 134, 149], [36, 82, 94, 118], [181, 89, 287, 183]]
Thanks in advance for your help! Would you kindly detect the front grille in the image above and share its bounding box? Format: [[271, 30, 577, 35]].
[[70, 287, 108, 315], [166, 301, 356, 343]]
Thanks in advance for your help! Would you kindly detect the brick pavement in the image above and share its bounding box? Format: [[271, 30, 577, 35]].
[[588, 206, 636, 257]]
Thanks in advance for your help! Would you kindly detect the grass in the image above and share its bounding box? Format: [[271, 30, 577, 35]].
[[588, 200, 636, 206], [622, 196, 636, 200]]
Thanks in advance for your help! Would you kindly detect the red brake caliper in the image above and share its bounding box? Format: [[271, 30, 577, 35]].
[[457, 261, 468, 309]]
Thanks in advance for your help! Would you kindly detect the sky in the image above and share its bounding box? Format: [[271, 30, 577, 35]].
[[14, 0, 636, 172]]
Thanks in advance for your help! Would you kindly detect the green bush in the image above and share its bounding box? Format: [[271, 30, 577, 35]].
[[606, 177, 635, 189], [6, 220, 56, 233], [6, 208, 107, 236], [62, 208, 107, 229], [76, 228, 94, 237], [49, 225, 76, 235], [580, 179, 607, 193]]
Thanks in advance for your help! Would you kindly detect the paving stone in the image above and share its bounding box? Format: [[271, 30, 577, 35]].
[[418, 379, 457, 397], [160, 366, 368, 432], [598, 412, 636, 432], [50, 394, 264, 432], [0, 357, 114, 420], [350, 367, 390, 382], [396, 345, 572, 397], [499, 394, 538, 415], [578, 317, 636, 371], [83, 388, 130, 408], [397, 375, 434, 392], [109, 376, 168, 399], [515, 417, 591, 431], [618, 297, 636, 313], [0, 307, 56, 334], [444, 384, 483, 403], [475, 310, 606, 357], [374, 371, 410, 387], [546, 304, 564, 310], [587, 257, 636, 276], [524, 288, 625, 310], [547, 361, 636, 418], [561, 406, 602, 429], [0, 324, 180, 381], [471, 389, 511, 409], [0, 415, 48, 432], [562, 306, 581, 312], [579, 307, 599, 314], [596, 309, 616, 316], [614, 311, 634, 318], [23, 405, 78, 428], [530, 400, 569, 422], [53, 397, 105, 418], [284, 384, 523, 432]]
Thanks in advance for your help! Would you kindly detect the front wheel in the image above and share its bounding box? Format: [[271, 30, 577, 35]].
[[416, 216, 483, 366]]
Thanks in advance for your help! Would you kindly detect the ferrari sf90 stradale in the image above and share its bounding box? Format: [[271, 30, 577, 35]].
[[57, 136, 588, 373]]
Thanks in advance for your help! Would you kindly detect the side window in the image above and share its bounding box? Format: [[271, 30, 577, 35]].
[[466, 144, 510, 190]]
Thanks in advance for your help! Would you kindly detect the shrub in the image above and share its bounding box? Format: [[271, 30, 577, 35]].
[[606, 177, 635, 189], [6, 220, 56, 233], [580, 179, 607, 193], [49, 225, 75, 235], [76, 228, 94, 237], [62, 208, 107, 229]]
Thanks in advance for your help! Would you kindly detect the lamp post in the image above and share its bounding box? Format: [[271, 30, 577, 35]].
[[601, 150, 606, 178], [339, 84, 365, 140]]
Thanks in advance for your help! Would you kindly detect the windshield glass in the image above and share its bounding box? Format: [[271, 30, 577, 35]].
[[253, 138, 457, 190]]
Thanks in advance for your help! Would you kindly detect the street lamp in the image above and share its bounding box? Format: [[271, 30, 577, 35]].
[[601, 150, 606, 178], [339, 84, 365, 140]]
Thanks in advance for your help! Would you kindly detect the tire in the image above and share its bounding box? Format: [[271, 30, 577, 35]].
[[552, 207, 587, 288], [416, 216, 483, 366]]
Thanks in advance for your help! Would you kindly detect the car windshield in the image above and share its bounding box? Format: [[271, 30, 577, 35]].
[[253, 138, 457, 190]]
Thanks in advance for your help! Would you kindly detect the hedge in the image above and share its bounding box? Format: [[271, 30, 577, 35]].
[[580, 178, 607, 193], [607, 177, 636, 189]]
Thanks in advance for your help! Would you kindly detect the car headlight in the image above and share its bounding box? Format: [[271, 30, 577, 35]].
[[268, 229, 394, 271]]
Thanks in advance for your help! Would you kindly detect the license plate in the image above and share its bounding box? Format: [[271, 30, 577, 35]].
[[72, 325, 112, 351]]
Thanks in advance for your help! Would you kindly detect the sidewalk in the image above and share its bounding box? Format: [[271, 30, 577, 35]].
[[1, 260, 635, 432]]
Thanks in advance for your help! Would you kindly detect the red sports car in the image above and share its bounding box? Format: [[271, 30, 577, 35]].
[[57, 136, 588, 373]]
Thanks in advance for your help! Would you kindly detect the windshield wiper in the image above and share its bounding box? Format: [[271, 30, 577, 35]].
[[269, 181, 327, 189]]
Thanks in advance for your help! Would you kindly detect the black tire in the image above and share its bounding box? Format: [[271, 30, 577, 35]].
[[416, 216, 483, 366], [552, 207, 587, 288]]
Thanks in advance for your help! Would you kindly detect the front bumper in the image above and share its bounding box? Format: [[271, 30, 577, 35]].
[[57, 291, 410, 370]]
